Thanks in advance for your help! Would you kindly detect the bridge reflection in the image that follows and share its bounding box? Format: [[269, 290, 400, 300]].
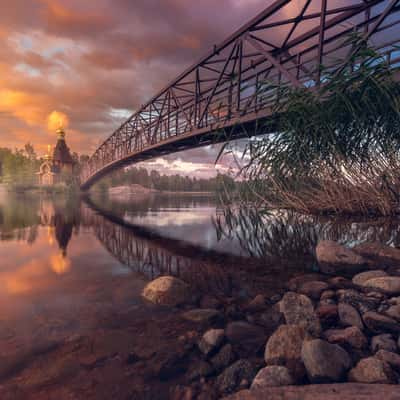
[[81, 199, 234, 293]]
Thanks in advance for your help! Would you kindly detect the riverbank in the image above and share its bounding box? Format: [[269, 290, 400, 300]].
[[136, 240, 400, 399]]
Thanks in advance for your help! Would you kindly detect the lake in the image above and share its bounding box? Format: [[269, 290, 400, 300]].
[[1, 191, 399, 399]]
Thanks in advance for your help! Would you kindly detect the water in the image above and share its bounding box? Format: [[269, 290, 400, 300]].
[[1, 191, 400, 398]]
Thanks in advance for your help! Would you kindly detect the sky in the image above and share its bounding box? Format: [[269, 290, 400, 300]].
[[0, 0, 270, 177]]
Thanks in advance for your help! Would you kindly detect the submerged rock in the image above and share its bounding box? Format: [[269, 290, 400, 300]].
[[181, 309, 222, 324], [211, 344, 235, 372], [370, 334, 398, 354], [264, 324, 308, 381], [316, 241, 367, 275], [375, 350, 400, 369], [348, 357, 395, 384], [362, 277, 400, 295], [142, 276, 191, 307], [198, 329, 225, 356], [251, 366, 295, 389], [353, 242, 400, 267], [352, 270, 388, 286], [225, 321, 266, 354], [216, 359, 256, 394], [301, 339, 352, 383], [279, 292, 321, 336], [324, 327, 367, 350], [298, 281, 329, 300], [338, 303, 364, 330], [362, 311, 400, 334]]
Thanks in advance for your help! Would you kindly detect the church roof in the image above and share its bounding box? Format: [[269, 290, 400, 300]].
[[53, 138, 74, 165]]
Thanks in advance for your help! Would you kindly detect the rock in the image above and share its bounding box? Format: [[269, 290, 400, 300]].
[[211, 344, 235, 372], [352, 270, 388, 286], [301, 339, 351, 383], [362, 311, 400, 334], [329, 276, 353, 289], [198, 329, 225, 356], [221, 384, 400, 400], [216, 360, 256, 394], [316, 241, 367, 275], [251, 366, 295, 389], [316, 304, 338, 326], [279, 292, 322, 336], [225, 322, 266, 354], [324, 327, 367, 350], [388, 297, 400, 305], [287, 274, 326, 292], [353, 242, 400, 267], [181, 309, 222, 324], [187, 360, 214, 381], [337, 289, 378, 314], [338, 303, 364, 330], [142, 276, 191, 307], [362, 277, 400, 295], [348, 357, 395, 383], [252, 306, 283, 332], [200, 295, 221, 309], [298, 281, 329, 300], [375, 350, 400, 370], [245, 295, 266, 312], [320, 290, 336, 301], [264, 325, 308, 381], [384, 305, 400, 321], [370, 334, 398, 353]]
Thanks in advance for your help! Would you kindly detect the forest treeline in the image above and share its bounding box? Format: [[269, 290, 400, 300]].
[[99, 167, 237, 193]]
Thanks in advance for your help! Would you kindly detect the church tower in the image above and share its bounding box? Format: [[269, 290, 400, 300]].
[[52, 126, 74, 174]]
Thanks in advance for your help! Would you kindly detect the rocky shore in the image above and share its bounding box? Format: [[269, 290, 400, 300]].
[[141, 240, 400, 399]]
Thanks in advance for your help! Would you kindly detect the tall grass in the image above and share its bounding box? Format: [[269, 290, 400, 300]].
[[235, 37, 400, 216]]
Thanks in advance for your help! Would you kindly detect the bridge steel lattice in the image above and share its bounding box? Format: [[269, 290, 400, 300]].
[[81, 0, 400, 189]]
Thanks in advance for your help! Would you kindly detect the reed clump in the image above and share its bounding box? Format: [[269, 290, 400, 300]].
[[236, 37, 400, 216]]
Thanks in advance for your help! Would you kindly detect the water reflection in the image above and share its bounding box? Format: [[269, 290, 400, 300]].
[[214, 206, 400, 264]]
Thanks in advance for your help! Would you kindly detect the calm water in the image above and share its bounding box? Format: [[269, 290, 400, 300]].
[[1, 190, 400, 376]]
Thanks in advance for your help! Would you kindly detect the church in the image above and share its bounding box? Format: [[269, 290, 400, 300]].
[[37, 126, 75, 186]]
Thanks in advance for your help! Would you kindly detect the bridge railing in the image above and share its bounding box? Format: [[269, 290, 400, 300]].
[[81, 0, 400, 187]]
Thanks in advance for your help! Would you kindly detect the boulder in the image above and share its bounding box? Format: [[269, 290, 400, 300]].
[[348, 357, 395, 384], [279, 292, 321, 336], [287, 274, 326, 292], [187, 360, 214, 381], [362, 277, 400, 295], [316, 304, 338, 326], [181, 309, 222, 324], [251, 366, 295, 389], [142, 276, 191, 306], [338, 303, 364, 330], [353, 242, 400, 267], [337, 289, 378, 314], [352, 270, 388, 286], [198, 329, 225, 356], [211, 344, 235, 372], [362, 311, 400, 334], [301, 339, 352, 383], [375, 350, 400, 370], [298, 281, 329, 300], [216, 359, 256, 394], [221, 384, 400, 400], [225, 322, 266, 354], [320, 290, 336, 301], [370, 334, 398, 353], [384, 305, 400, 321], [324, 327, 367, 350], [316, 241, 367, 275], [264, 325, 308, 381], [245, 295, 266, 312]]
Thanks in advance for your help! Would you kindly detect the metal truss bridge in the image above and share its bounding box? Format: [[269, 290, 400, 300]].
[[80, 0, 400, 190]]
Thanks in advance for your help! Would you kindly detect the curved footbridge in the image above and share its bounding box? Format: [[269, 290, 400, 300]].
[[80, 0, 400, 190]]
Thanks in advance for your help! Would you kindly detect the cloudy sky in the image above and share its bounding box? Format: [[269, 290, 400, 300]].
[[0, 0, 272, 176]]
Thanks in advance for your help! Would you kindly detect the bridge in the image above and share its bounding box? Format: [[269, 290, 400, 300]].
[[80, 0, 400, 190]]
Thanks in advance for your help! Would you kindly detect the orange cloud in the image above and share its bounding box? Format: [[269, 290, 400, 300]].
[[0, 89, 51, 126]]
